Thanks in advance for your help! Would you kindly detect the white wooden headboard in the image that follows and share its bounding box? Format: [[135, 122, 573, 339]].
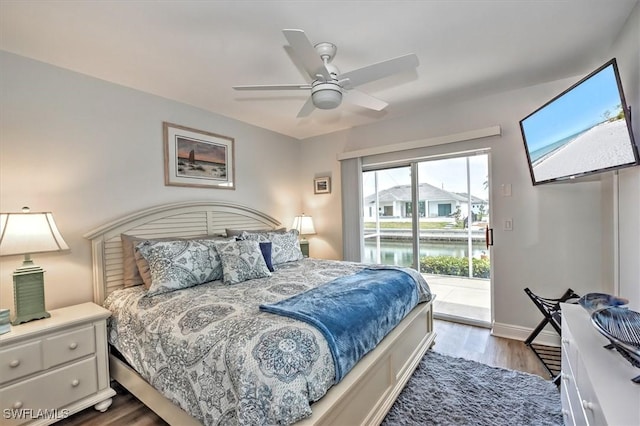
[[84, 201, 281, 304]]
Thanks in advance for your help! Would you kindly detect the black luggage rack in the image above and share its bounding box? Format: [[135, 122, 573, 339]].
[[524, 287, 580, 385]]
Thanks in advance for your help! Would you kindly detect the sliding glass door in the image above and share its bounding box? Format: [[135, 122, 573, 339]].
[[361, 152, 491, 325]]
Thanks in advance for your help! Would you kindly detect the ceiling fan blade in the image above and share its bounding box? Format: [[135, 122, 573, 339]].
[[339, 53, 419, 88], [283, 29, 332, 81], [233, 84, 311, 91], [297, 97, 316, 118], [345, 90, 388, 111]]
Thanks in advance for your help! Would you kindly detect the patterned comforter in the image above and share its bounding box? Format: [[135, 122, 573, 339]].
[[104, 258, 429, 425]]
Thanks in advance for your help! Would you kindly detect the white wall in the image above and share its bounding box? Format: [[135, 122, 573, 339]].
[[609, 2, 640, 311], [299, 2, 640, 330], [0, 52, 302, 311]]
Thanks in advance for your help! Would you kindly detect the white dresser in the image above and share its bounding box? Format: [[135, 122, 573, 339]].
[[560, 303, 640, 426], [0, 302, 115, 425]]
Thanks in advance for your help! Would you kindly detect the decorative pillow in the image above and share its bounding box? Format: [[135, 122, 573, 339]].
[[240, 229, 303, 265], [214, 240, 272, 285], [136, 239, 223, 296], [123, 234, 229, 289], [259, 241, 274, 272], [225, 227, 286, 238]]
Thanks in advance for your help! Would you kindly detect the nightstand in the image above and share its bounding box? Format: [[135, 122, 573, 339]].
[[299, 240, 309, 257], [0, 302, 115, 425]]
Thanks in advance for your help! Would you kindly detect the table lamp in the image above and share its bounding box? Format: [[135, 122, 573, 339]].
[[0, 207, 69, 325], [292, 214, 315, 257], [291, 214, 316, 240]]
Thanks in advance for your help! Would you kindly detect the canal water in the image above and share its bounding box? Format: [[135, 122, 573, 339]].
[[363, 239, 487, 267]]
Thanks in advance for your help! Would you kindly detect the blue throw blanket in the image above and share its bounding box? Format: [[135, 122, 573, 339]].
[[259, 267, 429, 382]]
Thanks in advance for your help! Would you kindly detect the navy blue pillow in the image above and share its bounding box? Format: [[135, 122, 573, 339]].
[[259, 241, 274, 272]]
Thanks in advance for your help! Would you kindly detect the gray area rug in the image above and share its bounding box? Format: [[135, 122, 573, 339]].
[[382, 351, 563, 426]]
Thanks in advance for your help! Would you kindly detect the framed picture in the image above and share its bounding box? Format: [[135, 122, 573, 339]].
[[314, 177, 331, 194], [164, 122, 235, 189]]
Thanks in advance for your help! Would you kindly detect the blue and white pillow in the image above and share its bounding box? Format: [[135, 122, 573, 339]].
[[240, 229, 303, 265], [136, 239, 223, 296], [214, 240, 272, 284]]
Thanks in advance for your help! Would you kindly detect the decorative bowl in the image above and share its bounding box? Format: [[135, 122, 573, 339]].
[[590, 306, 640, 383]]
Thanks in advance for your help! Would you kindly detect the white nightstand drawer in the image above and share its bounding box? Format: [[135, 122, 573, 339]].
[[0, 356, 98, 426], [0, 340, 43, 385], [44, 325, 95, 369], [0, 303, 114, 424]]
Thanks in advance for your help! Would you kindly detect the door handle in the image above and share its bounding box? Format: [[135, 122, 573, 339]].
[[485, 226, 494, 248]]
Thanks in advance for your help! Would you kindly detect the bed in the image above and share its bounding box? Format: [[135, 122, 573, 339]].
[[84, 201, 436, 425]]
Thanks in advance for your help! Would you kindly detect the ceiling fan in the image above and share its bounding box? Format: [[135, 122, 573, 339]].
[[232, 29, 419, 117]]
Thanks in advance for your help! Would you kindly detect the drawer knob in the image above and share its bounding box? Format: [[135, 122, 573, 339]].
[[71, 379, 80, 387], [561, 373, 569, 382], [562, 338, 569, 344], [9, 359, 20, 368], [13, 401, 23, 409], [69, 342, 78, 350], [582, 400, 594, 410]]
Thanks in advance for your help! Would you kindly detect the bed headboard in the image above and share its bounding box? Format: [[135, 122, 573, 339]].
[[84, 201, 281, 305]]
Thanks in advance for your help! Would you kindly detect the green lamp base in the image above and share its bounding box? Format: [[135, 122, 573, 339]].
[[12, 263, 50, 325], [299, 239, 309, 257]]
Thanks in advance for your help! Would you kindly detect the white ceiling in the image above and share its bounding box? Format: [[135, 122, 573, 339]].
[[1, 1, 637, 140]]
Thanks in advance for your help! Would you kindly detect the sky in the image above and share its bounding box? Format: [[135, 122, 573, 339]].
[[176, 137, 227, 164], [520, 63, 625, 153], [363, 154, 489, 199]]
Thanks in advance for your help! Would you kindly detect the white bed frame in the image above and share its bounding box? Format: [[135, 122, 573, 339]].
[[85, 201, 436, 426]]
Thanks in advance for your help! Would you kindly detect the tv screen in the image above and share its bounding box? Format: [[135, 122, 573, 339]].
[[519, 58, 639, 185]]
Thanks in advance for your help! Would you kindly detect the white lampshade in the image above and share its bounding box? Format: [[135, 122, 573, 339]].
[[291, 214, 316, 236], [0, 208, 69, 256]]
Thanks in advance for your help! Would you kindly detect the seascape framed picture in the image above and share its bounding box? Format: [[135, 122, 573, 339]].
[[314, 177, 331, 194], [163, 122, 235, 189]]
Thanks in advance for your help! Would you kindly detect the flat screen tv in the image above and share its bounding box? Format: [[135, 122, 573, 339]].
[[519, 58, 639, 185]]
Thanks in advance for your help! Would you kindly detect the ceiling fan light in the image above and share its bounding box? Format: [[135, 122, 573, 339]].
[[311, 83, 342, 109]]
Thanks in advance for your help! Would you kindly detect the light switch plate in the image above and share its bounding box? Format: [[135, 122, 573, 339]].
[[504, 219, 513, 231]]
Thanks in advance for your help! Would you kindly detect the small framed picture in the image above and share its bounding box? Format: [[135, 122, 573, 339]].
[[314, 177, 331, 194], [164, 122, 235, 189]]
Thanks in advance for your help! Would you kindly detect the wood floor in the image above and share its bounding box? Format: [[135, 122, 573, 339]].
[[57, 319, 558, 426]]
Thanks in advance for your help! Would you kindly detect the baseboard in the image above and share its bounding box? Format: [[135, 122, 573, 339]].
[[491, 322, 561, 347]]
